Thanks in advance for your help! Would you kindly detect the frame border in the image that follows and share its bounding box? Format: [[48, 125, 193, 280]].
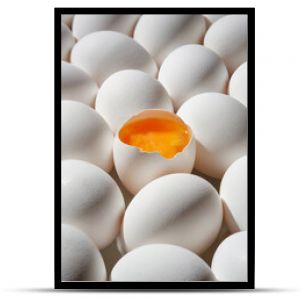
[[55, 7, 255, 290]]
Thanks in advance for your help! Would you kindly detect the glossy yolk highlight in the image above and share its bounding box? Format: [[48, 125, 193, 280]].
[[119, 118, 190, 158]]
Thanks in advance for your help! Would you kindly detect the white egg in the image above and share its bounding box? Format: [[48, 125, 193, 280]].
[[220, 156, 247, 232], [71, 31, 157, 86], [61, 61, 98, 107], [177, 93, 247, 179], [158, 44, 228, 110], [133, 15, 207, 66], [62, 15, 74, 28], [62, 100, 113, 172], [204, 15, 248, 74], [61, 22, 75, 61], [122, 173, 223, 254], [73, 14, 140, 39], [113, 110, 196, 195], [228, 62, 247, 107], [61, 224, 106, 281], [204, 14, 227, 24], [62, 160, 125, 249], [95, 70, 174, 133], [211, 231, 247, 281], [111, 244, 216, 282]]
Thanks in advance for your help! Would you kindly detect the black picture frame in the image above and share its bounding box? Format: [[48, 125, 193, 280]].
[[55, 7, 255, 290]]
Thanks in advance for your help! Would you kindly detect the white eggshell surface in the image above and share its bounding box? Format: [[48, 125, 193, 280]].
[[204, 14, 226, 24], [211, 231, 247, 281], [158, 44, 228, 110], [62, 160, 125, 249], [61, 22, 75, 61], [204, 15, 248, 74], [61, 100, 113, 172], [61, 61, 98, 107], [96, 70, 174, 133], [73, 14, 140, 39], [71, 31, 157, 86], [113, 110, 196, 195], [220, 156, 247, 232], [61, 224, 106, 281], [122, 173, 223, 254], [134, 15, 207, 66], [177, 93, 247, 178], [62, 15, 74, 28], [111, 244, 216, 281], [228, 62, 248, 107]]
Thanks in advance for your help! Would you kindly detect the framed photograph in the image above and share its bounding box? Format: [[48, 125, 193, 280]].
[[55, 7, 255, 290]]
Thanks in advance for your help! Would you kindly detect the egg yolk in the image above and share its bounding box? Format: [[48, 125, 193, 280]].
[[119, 117, 191, 159]]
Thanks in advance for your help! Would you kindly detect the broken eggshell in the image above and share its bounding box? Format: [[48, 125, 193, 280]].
[[113, 109, 196, 195]]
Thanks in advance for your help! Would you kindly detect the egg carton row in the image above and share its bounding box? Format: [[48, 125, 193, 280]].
[[61, 14, 247, 184], [61, 14, 247, 109], [61, 93, 247, 194], [60, 14, 249, 282], [62, 152, 247, 281], [63, 222, 247, 282]]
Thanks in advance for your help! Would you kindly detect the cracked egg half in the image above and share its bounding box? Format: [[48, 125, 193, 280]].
[[113, 110, 196, 194]]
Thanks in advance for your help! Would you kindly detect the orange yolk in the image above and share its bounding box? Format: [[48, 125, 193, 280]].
[[119, 117, 191, 158]]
